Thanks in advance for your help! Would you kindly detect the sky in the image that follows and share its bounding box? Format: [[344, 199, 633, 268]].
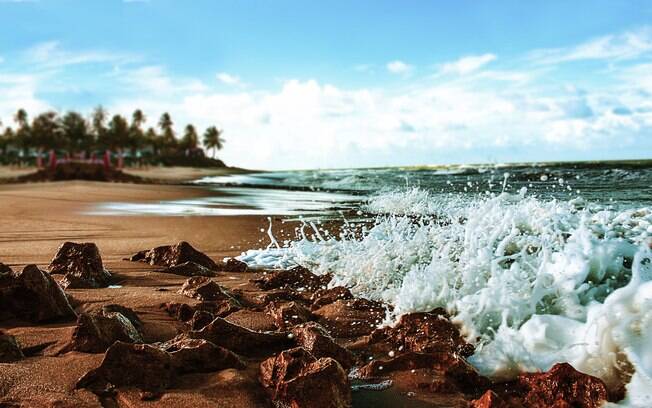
[[1, 0, 652, 170]]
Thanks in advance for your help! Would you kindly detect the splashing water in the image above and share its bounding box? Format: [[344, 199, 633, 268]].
[[238, 187, 652, 406]]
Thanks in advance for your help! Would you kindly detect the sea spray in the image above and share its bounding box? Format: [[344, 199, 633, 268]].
[[238, 187, 652, 405]]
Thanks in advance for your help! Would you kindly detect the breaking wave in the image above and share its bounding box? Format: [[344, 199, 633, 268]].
[[238, 187, 652, 406]]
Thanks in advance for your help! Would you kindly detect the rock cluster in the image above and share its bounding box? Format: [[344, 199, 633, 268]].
[[0, 331, 24, 363], [48, 242, 112, 289]]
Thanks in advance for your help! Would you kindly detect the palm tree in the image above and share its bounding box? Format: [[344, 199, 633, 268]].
[[31, 112, 63, 165], [158, 112, 177, 152], [91, 106, 108, 152], [128, 109, 147, 158], [106, 114, 130, 168], [202, 126, 224, 158], [61, 111, 91, 155], [180, 124, 199, 150], [13, 109, 31, 156]]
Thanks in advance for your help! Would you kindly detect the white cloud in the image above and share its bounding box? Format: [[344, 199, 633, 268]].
[[529, 27, 652, 64], [440, 53, 496, 75], [24, 41, 137, 68], [386, 60, 413, 75], [216, 72, 243, 86]]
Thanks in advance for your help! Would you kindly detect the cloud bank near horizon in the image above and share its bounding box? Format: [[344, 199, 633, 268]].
[[1, 28, 652, 170]]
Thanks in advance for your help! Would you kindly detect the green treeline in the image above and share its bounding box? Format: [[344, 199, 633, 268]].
[[0, 107, 225, 165]]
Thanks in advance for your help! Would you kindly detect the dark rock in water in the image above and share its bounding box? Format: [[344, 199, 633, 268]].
[[516, 363, 608, 408], [291, 322, 355, 369], [76, 341, 174, 394], [66, 310, 143, 353], [366, 309, 474, 357], [259, 347, 351, 408], [48, 241, 112, 289], [188, 317, 293, 355], [0, 330, 24, 362], [313, 298, 386, 338], [225, 309, 279, 332], [220, 258, 248, 272], [159, 261, 215, 277], [178, 276, 235, 301], [252, 266, 330, 292], [358, 351, 488, 395], [160, 336, 245, 373], [311, 286, 353, 310], [128, 241, 217, 270], [0, 264, 76, 323], [471, 390, 509, 408], [266, 301, 314, 329]]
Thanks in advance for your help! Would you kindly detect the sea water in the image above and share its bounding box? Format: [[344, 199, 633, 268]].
[[233, 161, 652, 406]]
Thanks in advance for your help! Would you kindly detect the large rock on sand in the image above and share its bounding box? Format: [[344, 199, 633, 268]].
[[0, 264, 76, 323], [66, 308, 143, 353], [48, 242, 112, 289], [178, 276, 235, 301], [77, 339, 245, 396], [259, 347, 351, 408], [188, 317, 293, 356], [252, 266, 330, 292], [160, 261, 215, 277], [0, 330, 24, 362], [291, 322, 355, 369], [128, 241, 218, 270]]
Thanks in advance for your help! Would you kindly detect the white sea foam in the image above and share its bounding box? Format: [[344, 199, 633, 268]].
[[237, 188, 652, 405]]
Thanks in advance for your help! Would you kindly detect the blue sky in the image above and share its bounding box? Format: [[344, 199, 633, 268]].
[[1, 0, 652, 169]]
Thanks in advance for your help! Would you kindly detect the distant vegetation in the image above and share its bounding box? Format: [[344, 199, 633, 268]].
[[0, 107, 226, 167]]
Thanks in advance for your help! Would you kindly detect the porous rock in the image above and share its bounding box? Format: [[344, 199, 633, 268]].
[[66, 309, 143, 353], [252, 266, 330, 292], [128, 241, 217, 270], [188, 317, 293, 355], [160, 335, 245, 373], [516, 363, 608, 408], [259, 347, 351, 408], [178, 276, 235, 301], [48, 241, 112, 289], [0, 264, 76, 323], [291, 322, 355, 369], [0, 330, 24, 362], [313, 298, 386, 338], [265, 301, 314, 329], [311, 286, 353, 310]]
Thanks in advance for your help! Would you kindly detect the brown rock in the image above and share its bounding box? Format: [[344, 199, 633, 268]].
[[313, 298, 386, 338], [66, 310, 143, 353], [76, 341, 174, 394], [0, 264, 76, 323], [221, 258, 248, 272], [266, 301, 314, 329], [189, 310, 215, 330], [48, 241, 112, 289], [225, 309, 279, 332], [252, 266, 330, 291], [128, 241, 218, 270], [178, 276, 235, 301], [0, 330, 24, 362], [162, 300, 240, 322], [259, 347, 351, 408], [367, 309, 474, 357], [101, 304, 143, 330], [159, 261, 216, 277], [161, 336, 245, 373], [517, 363, 608, 408], [188, 317, 293, 355], [358, 351, 487, 394], [471, 390, 509, 408], [311, 286, 353, 310], [0, 263, 12, 275], [291, 322, 355, 369]]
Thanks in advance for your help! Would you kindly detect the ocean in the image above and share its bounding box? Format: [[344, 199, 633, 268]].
[[97, 160, 652, 406]]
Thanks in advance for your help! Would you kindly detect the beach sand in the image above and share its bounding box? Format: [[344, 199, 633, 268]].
[[0, 181, 613, 408]]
